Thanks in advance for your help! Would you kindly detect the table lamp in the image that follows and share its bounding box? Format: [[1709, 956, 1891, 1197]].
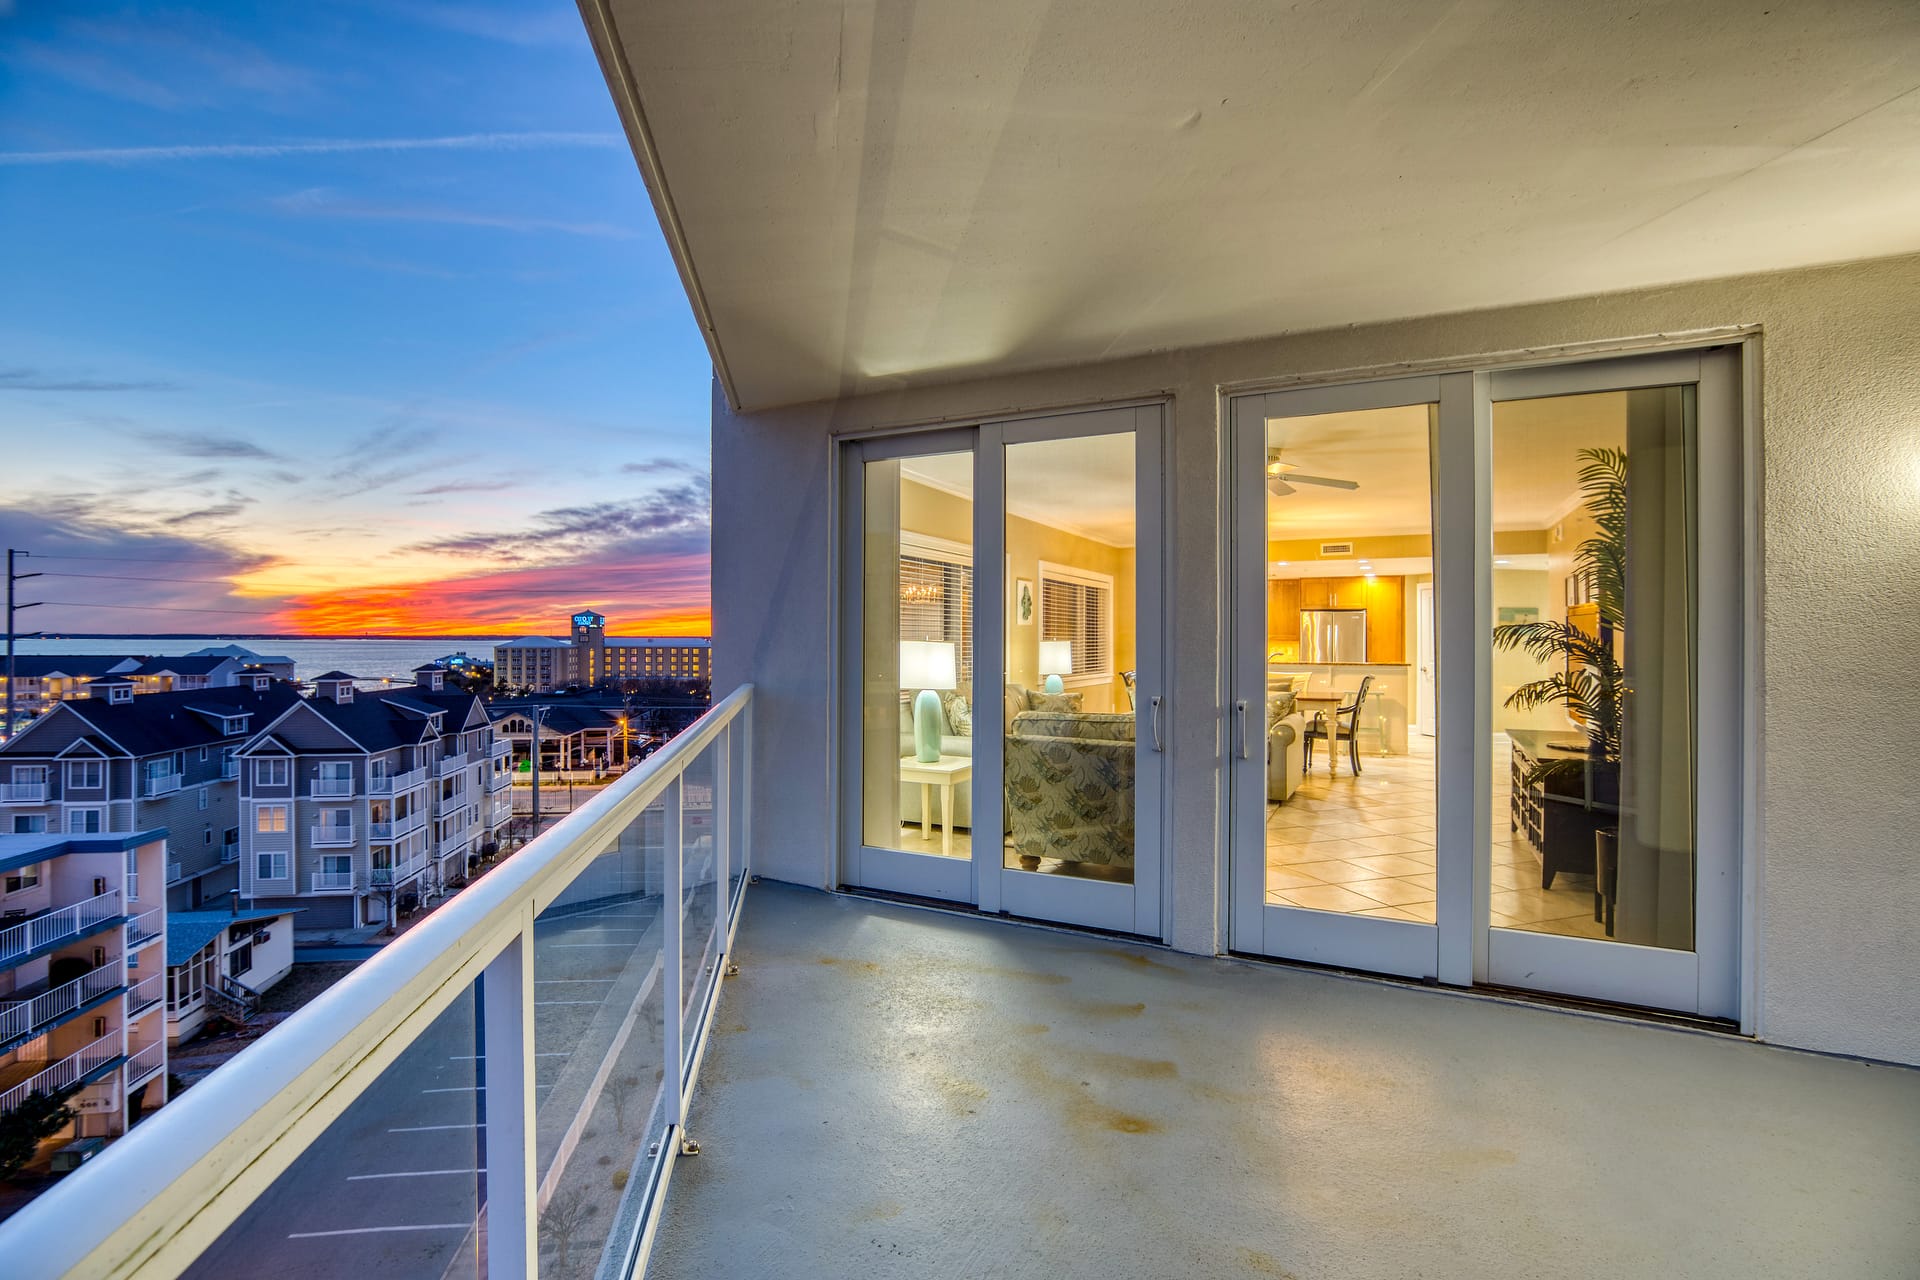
[[1038, 640, 1073, 695], [899, 640, 957, 763]]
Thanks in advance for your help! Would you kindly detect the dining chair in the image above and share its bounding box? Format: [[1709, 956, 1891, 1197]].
[[1302, 674, 1374, 774]]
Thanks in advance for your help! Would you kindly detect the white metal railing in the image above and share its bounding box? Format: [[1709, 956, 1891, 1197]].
[[487, 767, 513, 793], [490, 739, 512, 759], [369, 765, 428, 795], [222, 761, 240, 780], [126, 1039, 165, 1085], [311, 870, 355, 892], [310, 824, 355, 847], [1, 780, 49, 803], [0, 965, 121, 1044], [368, 810, 426, 842], [126, 908, 163, 950], [221, 841, 239, 864], [142, 774, 180, 798], [167, 862, 183, 885], [370, 847, 430, 888], [435, 752, 469, 777], [0, 890, 120, 967], [0, 1030, 121, 1115], [311, 777, 355, 798], [126, 972, 164, 1016], [6, 685, 752, 1279]]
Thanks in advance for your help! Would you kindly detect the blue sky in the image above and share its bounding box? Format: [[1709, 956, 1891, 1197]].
[[0, 0, 714, 635]]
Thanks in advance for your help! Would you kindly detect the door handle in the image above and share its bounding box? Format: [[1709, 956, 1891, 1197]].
[[1149, 695, 1164, 752], [1234, 699, 1250, 760]]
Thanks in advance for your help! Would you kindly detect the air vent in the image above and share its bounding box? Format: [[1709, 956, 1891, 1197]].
[[1319, 541, 1355, 557]]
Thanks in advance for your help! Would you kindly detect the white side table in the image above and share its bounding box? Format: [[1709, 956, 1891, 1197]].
[[897, 755, 973, 857]]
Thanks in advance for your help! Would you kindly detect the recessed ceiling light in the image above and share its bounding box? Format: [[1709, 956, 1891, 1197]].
[[1495, 558, 1510, 565]]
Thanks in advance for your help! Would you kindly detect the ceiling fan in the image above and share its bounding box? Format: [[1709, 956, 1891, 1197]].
[[1265, 447, 1359, 496]]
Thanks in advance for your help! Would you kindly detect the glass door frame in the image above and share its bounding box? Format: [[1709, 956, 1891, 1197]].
[[1227, 373, 1468, 980], [1227, 348, 1745, 1019], [835, 404, 1170, 940]]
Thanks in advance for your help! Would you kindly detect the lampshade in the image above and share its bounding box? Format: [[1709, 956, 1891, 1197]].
[[1038, 640, 1073, 677], [899, 640, 957, 691]]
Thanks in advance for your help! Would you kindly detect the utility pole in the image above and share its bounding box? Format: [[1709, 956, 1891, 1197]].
[[5, 550, 44, 744], [529, 705, 550, 842]]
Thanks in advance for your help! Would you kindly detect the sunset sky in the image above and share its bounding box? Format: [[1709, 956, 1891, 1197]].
[[0, 1, 712, 637]]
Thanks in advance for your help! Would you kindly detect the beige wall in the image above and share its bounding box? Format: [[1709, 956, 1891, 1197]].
[[715, 251, 1920, 1065]]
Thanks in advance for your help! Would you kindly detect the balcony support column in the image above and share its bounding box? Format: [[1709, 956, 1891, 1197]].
[[481, 917, 537, 1280]]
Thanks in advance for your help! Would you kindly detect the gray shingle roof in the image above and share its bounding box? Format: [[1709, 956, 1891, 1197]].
[[165, 909, 292, 967], [1, 683, 303, 759]]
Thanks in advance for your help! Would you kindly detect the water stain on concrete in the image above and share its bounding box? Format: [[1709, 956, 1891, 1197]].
[[1065, 1093, 1163, 1135], [1015, 1022, 1051, 1035], [1434, 1147, 1518, 1169], [1239, 1247, 1299, 1277], [1072, 999, 1148, 1019], [936, 1075, 990, 1115], [814, 955, 883, 976], [1103, 948, 1180, 973], [1061, 1047, 1179, 1080], [858, 1199, 903, 1222]]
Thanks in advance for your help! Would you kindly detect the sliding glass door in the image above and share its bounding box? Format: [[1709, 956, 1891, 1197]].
[[1230, 349, 1743, 1018], [838, 405, 1166, 938]]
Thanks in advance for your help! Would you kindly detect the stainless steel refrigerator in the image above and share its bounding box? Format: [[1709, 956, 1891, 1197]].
[[1299, 609, 1367, 663]]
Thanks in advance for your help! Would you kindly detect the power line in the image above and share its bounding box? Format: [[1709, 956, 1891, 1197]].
[[43, 571, 268, 586]]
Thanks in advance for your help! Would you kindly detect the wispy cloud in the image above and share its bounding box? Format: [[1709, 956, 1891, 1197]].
[[411, 476, 711, 565], [134, 428, 285, 461], [0, 366, 177, 392], [619, 459, 705, 477], [391, 3, 586, 48], [0, 132, 621, 167], [408, 479, 519, 496], [271, 187, 637, 240]]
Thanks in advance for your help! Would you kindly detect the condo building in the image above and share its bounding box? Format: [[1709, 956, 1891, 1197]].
[[492, 610, 711, 691], [234, 668, 512, 929], [0, 830, 167, 1143], [0, 679, 304, 911]]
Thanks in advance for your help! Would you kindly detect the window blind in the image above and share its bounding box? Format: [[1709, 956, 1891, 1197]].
[[900, 553, 973, 680], [1041, 574, 1111, 679]]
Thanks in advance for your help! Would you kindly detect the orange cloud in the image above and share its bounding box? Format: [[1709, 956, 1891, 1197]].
[[267, 552, 710, 636]]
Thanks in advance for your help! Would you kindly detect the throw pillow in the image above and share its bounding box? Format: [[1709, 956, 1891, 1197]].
[[1004, 683, 1028, 729], [1025, 690, 1084, 714], [941, 690, 973, 737]]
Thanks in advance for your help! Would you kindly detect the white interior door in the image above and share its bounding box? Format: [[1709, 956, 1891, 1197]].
[[1415, 582, 1436, 736]]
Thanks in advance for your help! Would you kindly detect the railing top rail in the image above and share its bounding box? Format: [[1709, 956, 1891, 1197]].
[[2, 684, 750, 1278]]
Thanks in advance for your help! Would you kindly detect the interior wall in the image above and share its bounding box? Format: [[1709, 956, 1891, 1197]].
[[712, 250, 1920, 1065]]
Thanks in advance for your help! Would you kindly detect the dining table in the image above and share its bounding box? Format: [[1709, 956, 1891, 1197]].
[[1293, 690, 1351, 775]]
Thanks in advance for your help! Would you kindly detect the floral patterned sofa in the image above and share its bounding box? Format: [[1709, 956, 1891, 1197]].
[[1004, 708, 1136, 869]]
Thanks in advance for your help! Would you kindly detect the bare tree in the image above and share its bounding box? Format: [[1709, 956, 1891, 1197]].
[[540, 1188, 593, 1274], [603, 1073, 643, 1135]]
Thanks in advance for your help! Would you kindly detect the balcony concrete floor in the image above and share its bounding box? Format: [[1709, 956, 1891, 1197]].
[[652, 884, 1920, 1279]]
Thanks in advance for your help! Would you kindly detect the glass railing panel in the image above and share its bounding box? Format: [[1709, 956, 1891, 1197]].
[[727, 721, 748, 915], [180, 980, 483, 1279], [679, 741, 721, 1056], [532, 794, 670, 1279]]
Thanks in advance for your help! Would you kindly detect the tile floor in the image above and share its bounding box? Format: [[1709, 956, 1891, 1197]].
[[1266, 734, 1606, 936]]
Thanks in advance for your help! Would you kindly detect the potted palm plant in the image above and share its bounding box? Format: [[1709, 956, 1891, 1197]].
[[1494, 446, 1627, 801]]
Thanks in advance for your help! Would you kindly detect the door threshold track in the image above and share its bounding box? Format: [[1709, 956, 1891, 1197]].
[[834, 885, 1164, 946]]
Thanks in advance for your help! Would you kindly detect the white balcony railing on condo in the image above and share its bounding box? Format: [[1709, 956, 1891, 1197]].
[[489, 738, 512, 759], [369, 766, 429, 795], [311, 777, 355, 799], [126, 908, 163, 951], [127, 972, 165, 1017], [222, 761, 240, 780], [0, 1030, 121, 1116], [370, 847, 430, 888], [0, 965, 121, 1046], [0, 781, 49, 804], [489, 797, 512, 827], [311, 824, 355, 847], [6, 685, 753, 1279], [435, 751, 469, 777], [311, 870, 354, 892], [368, 810, 427, 842], [221, 841, 240, 864], [126, 1039, 166, 1086], [167, 862, 184, 885], [486, 767, 513, 793], [0, 890, 120, 968], [143, 774, 180, 798]]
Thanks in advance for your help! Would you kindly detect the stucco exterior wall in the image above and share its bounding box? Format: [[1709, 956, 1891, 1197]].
[[712, 251, 1920, 1065]]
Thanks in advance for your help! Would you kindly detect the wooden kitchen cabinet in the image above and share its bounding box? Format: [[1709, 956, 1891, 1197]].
[[1297, 578, 1331, 609], [1269, 579, 1301, 641], [1332, 577, 1369, 608], [1364, 577, 1406, 664]]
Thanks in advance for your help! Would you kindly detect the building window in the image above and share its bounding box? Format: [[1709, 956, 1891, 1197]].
[[255, 758, 289, 787], [127, 847, 139, 900], [66, 759, 103, 790], [255, 851, 288, 882], [5, 866, 41, 893], [12, 815, 47, 834], [199, 787, 210, 810], [256, 804, 288, 834], [901, 534, 975, 681], [68, 809, 102, 834], [199, 747, 210, 762], [228, 942, 253, 977], [204, 824, 214, 846], [1039, 563, 1115, 685]]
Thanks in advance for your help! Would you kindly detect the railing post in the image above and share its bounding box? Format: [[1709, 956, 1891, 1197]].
[[661, 776, 684, 1124], [740, 696, 752, 888], [713, 728, 730, 943], [482, 919, 537, 1280]]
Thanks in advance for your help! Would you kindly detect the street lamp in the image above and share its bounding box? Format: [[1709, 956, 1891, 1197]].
[[529, 705, 550, 842]]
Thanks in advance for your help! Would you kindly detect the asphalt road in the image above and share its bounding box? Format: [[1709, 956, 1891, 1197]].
[[182, 888, 672, 1280]]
